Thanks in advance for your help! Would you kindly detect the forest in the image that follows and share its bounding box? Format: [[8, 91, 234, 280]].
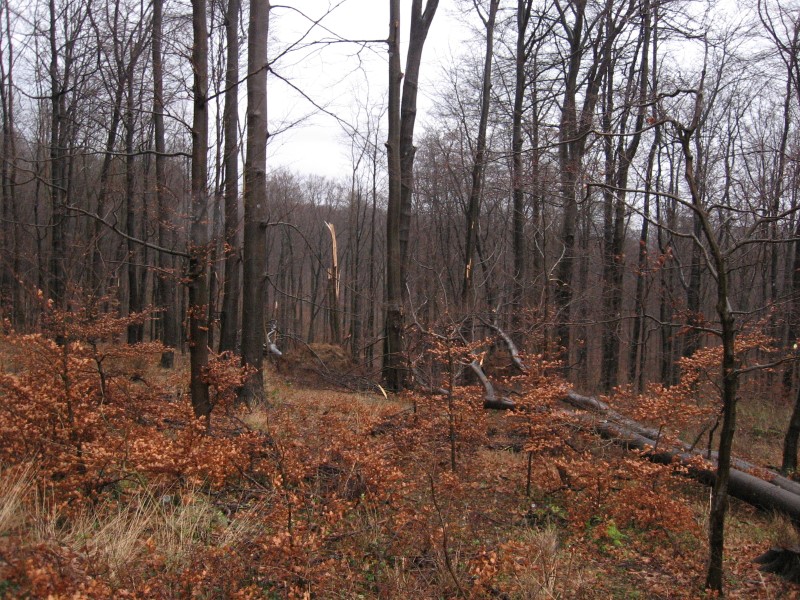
[[1, 0, 800, 596]]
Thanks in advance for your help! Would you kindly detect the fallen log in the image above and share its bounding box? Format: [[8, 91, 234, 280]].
[[478, 318, 528, 374], [563, 391, 800, 498], [468, 360, 515, 410], [563, 391, 800, 523]]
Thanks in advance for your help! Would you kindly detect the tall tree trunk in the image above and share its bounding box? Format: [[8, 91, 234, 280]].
[[600, 5, 650, 391], [674, 81, 740, 593], [188, 0, 211, 418], [398, 0, 439, 283], [384, 0, 404, 392], [783, 212, 800, 473], [48, 0, 66, 308], [385, 0, 439, 390], [153, 0, 178, 367], [461, 0, 499, 309], [239, 0, 270, 404], [219, 0, 241, 353], [0, 3, 19, 326], [511, 0, 533, 340], [125, 69, 143, 343], [554, 0, 607, 373], [629, 131, 658, 390]]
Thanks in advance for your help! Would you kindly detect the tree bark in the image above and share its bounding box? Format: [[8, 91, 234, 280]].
[[399, 0, 439, 282], [563, 391, 800, 523], [239, 0, 270, 404], [189, 0, 211, 418], [511, 0, 533, 339], [600, 3, 650, 391], [219, 0, 241, 354], [384, 0, 404, 392], [48, 0, 66, 309], [553, 0, 610, 372], [153, 0, 178, 368], [461, 0, 499, 309], [385, 0, 439, 391]]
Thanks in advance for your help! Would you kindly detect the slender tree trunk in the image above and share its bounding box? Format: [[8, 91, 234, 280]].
[[188, 0, 211, 418], [219, 0, 241, 353], [461, 0, 499, 309], [239, 0, 270, 404], [600, 7, 650, 391], [511, 0, 532, 340], [676, 102, 740, 593], [783, 211, 800, 473], [153, 0, 178, 367], [0, 5, 18, 325], [48, 0, 66, 308], [125, 69, 143, 343], [384, 0, 404, 391], [398, 0, 439, 284], [629, 131, 658, 389]]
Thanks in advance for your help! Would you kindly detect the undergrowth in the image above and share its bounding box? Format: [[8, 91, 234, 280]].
[[0, 305, 796, 597]]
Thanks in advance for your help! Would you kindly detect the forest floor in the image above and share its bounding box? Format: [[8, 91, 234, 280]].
[[0, 335, 799, 598]]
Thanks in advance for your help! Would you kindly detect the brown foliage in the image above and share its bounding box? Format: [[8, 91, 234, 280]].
[[0, 307, 794, 597]]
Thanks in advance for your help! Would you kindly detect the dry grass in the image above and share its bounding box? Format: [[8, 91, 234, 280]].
[[511, 526, 588, 599], [12, 479, 244, 586], [0, 464, 33, 536]]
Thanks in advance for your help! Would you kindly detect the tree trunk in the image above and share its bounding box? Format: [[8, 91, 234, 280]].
[[48, 0, 66, 309], [188, 0, 211, 419], [153, 0, 178, 368], [385, 0, 439, 390], [600, 6, 650, 391], [398, 0, 439, 284], [125, 68, 143, 343], [239, 0, 270, 404], [563, 392, 800, 522], [219, 0, 241, 354], [554, 0, 609, 372], [511, 0, 532, 340], [783, 380, 800, 474], [461, 0, 499, 309], [384, 0, 404, 392]]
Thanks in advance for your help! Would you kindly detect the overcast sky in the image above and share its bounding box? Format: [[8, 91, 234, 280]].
[[267, 0, 472, 179]]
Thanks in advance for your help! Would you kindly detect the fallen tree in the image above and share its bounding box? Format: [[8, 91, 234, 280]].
[[563, 391, 800, 523]]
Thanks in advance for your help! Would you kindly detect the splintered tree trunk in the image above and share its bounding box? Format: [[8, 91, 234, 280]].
[[219, 0, 241, 354], [188, 0, 211, 418], [239, 0, 270, 404], [326, 222, 341, 344]]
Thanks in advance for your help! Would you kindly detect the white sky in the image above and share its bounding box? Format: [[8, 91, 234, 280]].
[[267, 0, 472, 179]]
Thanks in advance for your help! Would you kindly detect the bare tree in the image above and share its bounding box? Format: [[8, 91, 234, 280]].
[[385, 0, 439, 391], [219, 0, 242, 354], [239, 0, 270, 404], [188, 0, 211, 418], [461, 0, 499, 309]]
